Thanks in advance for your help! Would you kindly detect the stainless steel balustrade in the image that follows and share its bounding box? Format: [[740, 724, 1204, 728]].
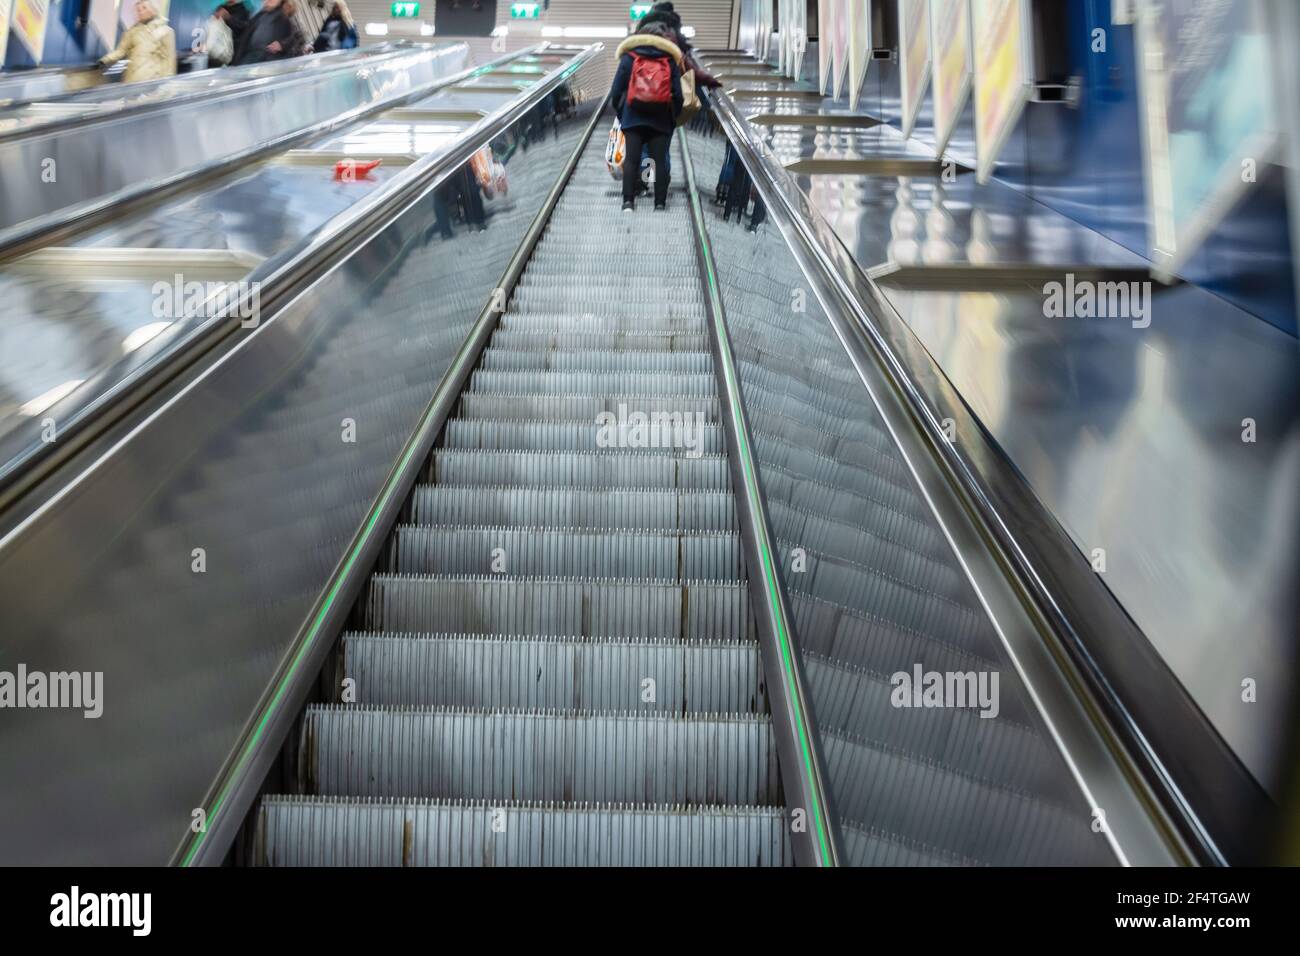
[[0, 42, 474, 247], [0, 47, 380, 130]]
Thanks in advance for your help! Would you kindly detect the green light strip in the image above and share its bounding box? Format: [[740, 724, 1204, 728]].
[[683, 136, 834, 866]]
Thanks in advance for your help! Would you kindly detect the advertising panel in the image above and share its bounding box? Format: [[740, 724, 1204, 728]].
[[971, 0, 1032, 183], [930, 0, 972, 155]]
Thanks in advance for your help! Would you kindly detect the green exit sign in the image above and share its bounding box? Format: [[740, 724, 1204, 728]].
[[510, 2, 541, 18], [629, 4, 651, 19], [390, 2, 419, 17]]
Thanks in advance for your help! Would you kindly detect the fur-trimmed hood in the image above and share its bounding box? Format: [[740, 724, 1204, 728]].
[[616, 33, 683, 65]]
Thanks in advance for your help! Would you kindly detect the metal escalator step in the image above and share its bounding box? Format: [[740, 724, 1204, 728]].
[[500, 312, 702, 332], [387, 525, 744, 580], [801, 653, 1075, 802], [443, 418, 724, 455], [780, 549, 991, 648], [487, 331, 710, 352], [256, 797, 791, 866], [477, 349, 711, 374], [364, 574, 755, 641], [839, 820, 979, 867], [457, 393, 720, 422], [302, 706, 779, 805], [341, 632, 764, 712], [407, 485, 737, 532], [470, 370, 717, 397], [769, 506, 969, 603], [821, 729, 1112, 866], [508, 293, 705, 319], [429, 449, 731, 490]]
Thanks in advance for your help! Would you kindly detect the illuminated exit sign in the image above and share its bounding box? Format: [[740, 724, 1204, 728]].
[[390, 2, 420, 16], [510, 2, 541, 18], [630, 4, 651, 19]]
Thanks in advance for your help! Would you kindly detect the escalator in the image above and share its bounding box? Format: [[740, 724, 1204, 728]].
[[252, 135, 792, 866]]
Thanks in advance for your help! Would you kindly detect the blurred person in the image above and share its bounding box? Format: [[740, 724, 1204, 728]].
[[234, 0, 302, 64], [204, 5, 236, 66], [610, 27, 683, 211], [98, 1, 177, 83], [218, 0, 252, 54], [313, 1, 359, 52]]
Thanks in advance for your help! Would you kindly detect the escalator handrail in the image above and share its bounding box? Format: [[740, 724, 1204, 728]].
[[0, 47, 376, 114], [0, 44, 420, 145], [173, 57, 609, 868], [679, 129, 842, 867], [704, 86, 1272, 865], [0, 43, 598, 523]]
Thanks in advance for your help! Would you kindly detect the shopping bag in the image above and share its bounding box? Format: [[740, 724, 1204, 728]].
[[676, 70, 700, 127], [604, 118, 626, 178]]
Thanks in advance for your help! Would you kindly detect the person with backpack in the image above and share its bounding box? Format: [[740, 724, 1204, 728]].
[[639, 2, 723, 90], [609, 28, 683, 211]]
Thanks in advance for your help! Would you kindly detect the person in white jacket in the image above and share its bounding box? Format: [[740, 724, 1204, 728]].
[[99, 1, 177, 84]]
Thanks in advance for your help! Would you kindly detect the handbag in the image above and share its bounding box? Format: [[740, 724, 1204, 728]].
[[676, 70, 700, 127]]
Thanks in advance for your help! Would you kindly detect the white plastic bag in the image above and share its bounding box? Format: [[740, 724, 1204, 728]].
[[604, 118, 625, 179]]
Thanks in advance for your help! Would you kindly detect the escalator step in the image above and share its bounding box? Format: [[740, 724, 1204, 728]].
[[302, 705, 779, 805], [407, 485, 737, 532], [442, 418, 725, 455], [341, 632, 764, 712], [456, 392, 720, 422], [364, 574, 755, 641], [387, 525, 744, 580], [256, 797, 791, 866], [429, 449, 731, 490]]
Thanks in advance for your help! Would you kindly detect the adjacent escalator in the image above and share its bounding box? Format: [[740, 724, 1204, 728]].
[[253, 134, 791, 866]]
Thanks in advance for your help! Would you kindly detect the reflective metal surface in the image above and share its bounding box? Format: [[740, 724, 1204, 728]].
[[0, 49, 559, 480], [0, 48, 377, 134], [703, 69, 1298, 795], [0, 65, 109, 107], [0, 43, 472, 242], [0, 53, 605, 865]]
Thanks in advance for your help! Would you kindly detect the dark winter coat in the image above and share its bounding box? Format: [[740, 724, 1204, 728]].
[[609, 34, 683, 135], [234, 8, 299, 65], [220, 0, 252, 50]]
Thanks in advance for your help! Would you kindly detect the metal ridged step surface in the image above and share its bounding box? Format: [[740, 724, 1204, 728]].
[[256, 132, 790, 866]]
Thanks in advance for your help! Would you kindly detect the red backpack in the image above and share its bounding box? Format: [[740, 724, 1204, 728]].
[[628, 53, 672, 106]]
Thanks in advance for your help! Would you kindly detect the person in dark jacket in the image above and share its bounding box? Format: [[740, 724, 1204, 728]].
[[233, 0, 300, 65], [609, 31, 683, 211], [313, 0, 358, 52], [218, 0, 252, 54]]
